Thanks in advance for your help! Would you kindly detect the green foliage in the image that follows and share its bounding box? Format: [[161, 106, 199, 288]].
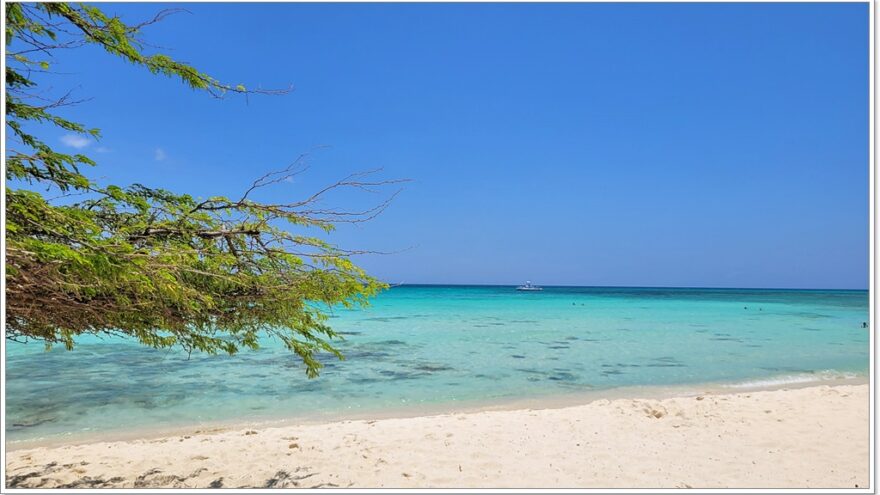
[[5, 3, 398, 377]]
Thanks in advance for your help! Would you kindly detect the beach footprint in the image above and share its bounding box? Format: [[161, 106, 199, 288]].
[[641, 403, 667, 419]]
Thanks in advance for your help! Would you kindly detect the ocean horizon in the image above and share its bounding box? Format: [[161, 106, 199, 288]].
[[395, 283, 869, 291], [6, 285, 870, 447]]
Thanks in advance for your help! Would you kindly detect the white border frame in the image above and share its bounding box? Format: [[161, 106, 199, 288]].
[[0, 0, 876, 493]]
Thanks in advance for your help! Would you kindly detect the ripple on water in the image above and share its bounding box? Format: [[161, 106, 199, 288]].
[[548, 371, 578, 382], [377, 369, 429, 381], [412, 364, 454, 372], [644, 356, 687, 368], [363, 316, 412, 322]]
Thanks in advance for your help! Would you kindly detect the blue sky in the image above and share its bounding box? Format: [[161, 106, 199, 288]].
[[31, 3, 868, 288]]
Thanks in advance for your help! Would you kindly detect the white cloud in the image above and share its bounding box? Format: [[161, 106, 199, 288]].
[[95, 146, 111, 153], [154, 148, 167, 161], [61, 134, 91, 149]]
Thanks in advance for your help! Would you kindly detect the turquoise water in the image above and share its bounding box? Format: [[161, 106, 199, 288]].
[[5, 285, 870, 445]]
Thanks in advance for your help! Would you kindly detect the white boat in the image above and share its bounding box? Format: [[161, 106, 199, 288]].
[[516, 281, 543, 291]]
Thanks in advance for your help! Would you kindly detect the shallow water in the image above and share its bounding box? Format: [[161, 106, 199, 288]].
[[5, 285, 869, 445]]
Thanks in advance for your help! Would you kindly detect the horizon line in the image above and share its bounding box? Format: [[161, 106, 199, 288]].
[[387, 283, 869, 292]]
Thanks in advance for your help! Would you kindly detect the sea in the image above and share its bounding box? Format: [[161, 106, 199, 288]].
[[5, 285, 870, 446]]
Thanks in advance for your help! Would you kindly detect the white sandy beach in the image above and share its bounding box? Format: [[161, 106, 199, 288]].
[[4, 384, 869, 489]]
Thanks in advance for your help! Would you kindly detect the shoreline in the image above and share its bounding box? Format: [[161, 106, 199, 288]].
[[6, 372, 868, 451], [5, 383, 869, 488]]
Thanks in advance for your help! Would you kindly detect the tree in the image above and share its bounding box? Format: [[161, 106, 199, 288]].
[[5, 3, 403, 377]]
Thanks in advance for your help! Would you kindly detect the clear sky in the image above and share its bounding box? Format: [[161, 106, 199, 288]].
[[36, 3, 868, 289]]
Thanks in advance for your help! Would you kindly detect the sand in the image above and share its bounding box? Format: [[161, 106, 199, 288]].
[[4, 384, 869, 489]]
